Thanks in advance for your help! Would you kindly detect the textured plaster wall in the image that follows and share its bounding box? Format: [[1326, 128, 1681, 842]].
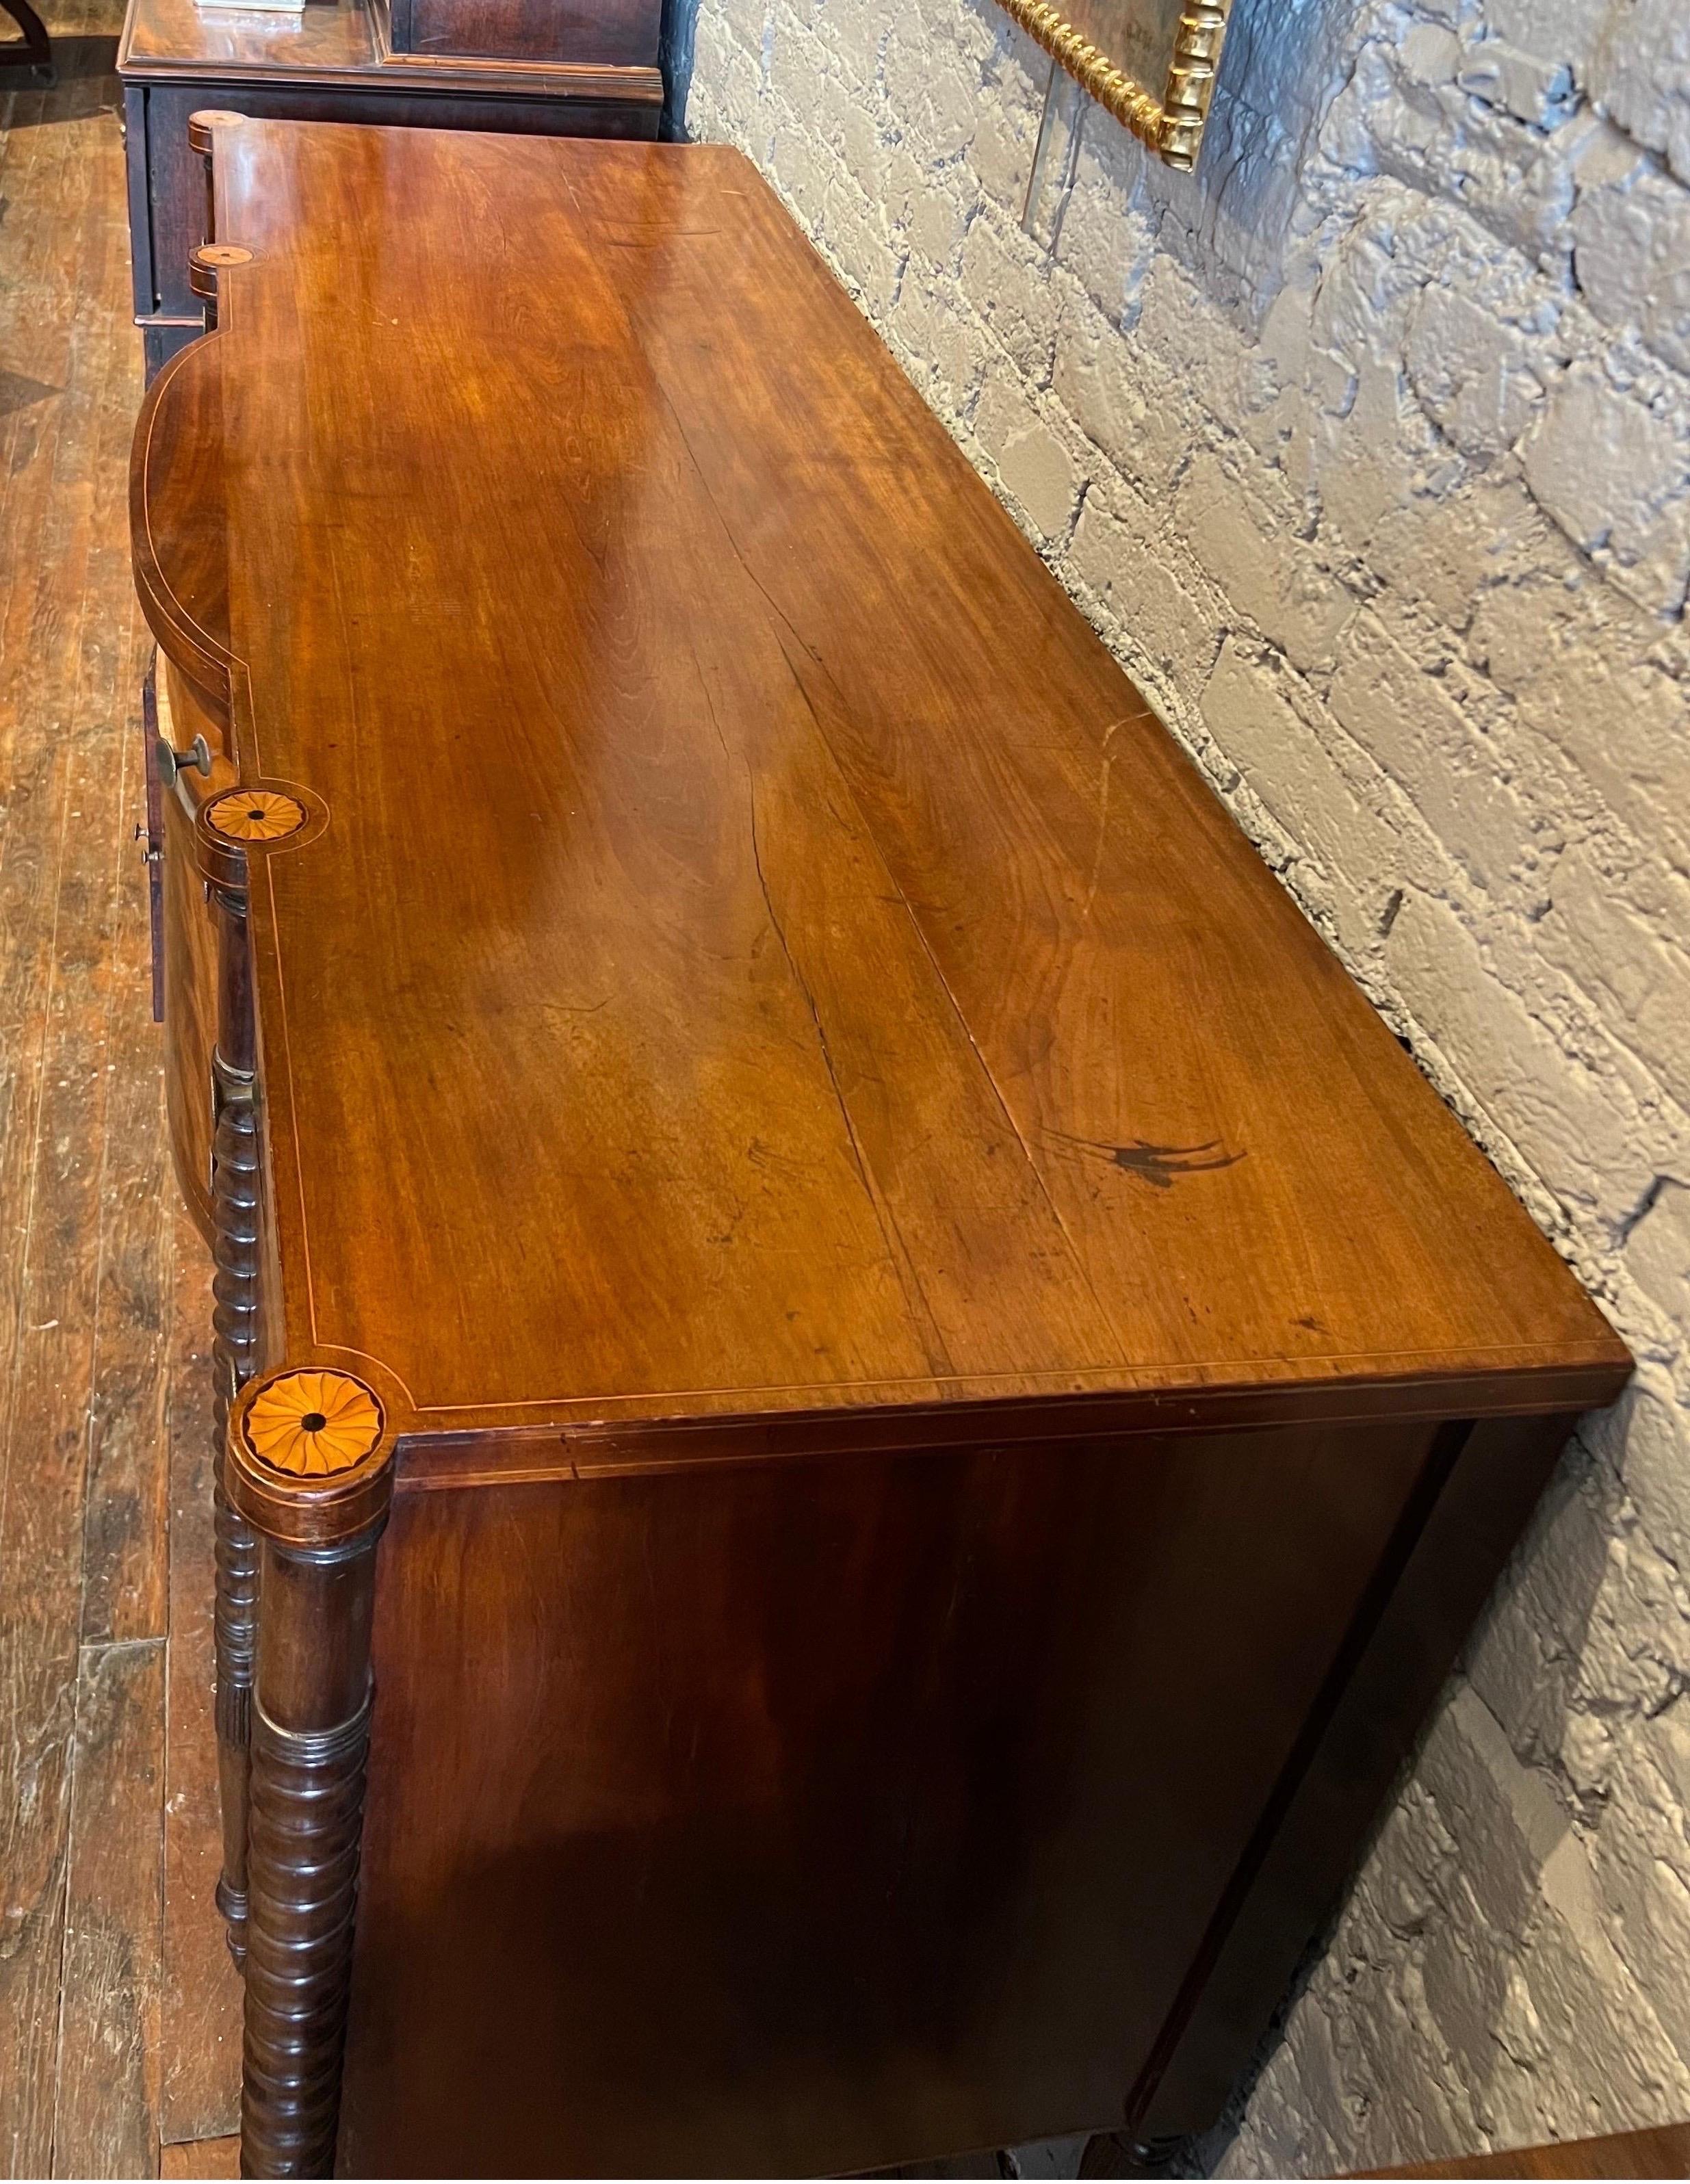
[[677, 0, 1690, 2169]]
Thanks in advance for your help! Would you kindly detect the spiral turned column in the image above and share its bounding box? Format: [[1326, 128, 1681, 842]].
[[200, 784, 310, 1975], [212, 1448, 261, 1962], [209, 866, 262, 1966], [229, 1367, 393, 2179]]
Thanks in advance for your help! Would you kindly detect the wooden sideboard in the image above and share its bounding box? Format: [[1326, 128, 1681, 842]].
[[131, 118, 1632, 2180], [118, 0, 661, 376]]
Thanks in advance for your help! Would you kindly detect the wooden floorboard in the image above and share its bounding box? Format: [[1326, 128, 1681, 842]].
[[160, 2132, 239, 2179], [78, 393, 170, 1659], [53, 1639, 166, 2179], [1364, 2120, 1690, 2179], [0, 18, 234, 2176], [0, 48, 131, 2173], [160, 1209, 241, 2149]]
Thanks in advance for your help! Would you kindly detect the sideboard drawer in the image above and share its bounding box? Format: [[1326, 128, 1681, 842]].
[[394, 0, 659, 65]]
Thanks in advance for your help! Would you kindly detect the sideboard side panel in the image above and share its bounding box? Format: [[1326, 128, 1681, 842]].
[[123, 82, 158, 319], [341, 1420, 1447, 2176], [1137, 1408, 1580, 2141]]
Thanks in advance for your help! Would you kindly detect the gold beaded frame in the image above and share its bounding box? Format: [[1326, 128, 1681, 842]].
[[995, 0, 1233, 170]]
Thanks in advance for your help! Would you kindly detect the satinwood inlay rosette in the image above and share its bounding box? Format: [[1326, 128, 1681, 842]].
[[244, 1370, 385, 1477], [207, 788, 306, 843]]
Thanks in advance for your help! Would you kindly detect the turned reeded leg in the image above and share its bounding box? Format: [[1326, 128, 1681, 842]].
[[212, 1455, 260, 1962], [209, 868, 261, 1967], [229, 1367, 392, 2179], [243, 1545, 376, 2176]]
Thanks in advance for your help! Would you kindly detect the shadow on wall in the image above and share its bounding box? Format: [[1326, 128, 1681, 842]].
[[1163, 0, 1353, 308], [662, 0, 1359, 320], [1022, 0, 1364, 323]]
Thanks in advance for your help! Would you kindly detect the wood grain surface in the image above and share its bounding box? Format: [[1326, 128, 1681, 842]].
[[118, 0, 662, 99], [0, 26, 159, 2172], [55, 1641, 166, 2176], [341, 1416, 1440, 2175], [1367, 2120, 1690, 2178], [159, 2134, 240, 2179], [120, 0, 380, 77], [132, 122, 1628, 1461], [0, 22, 235, 2172], [400, 0, 659, 66], [159, 1205, 244, 2150]]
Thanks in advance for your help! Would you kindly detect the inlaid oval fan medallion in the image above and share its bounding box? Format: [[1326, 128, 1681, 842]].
[[208, 788, 306, 843], [245, 1370, 385, 1477]]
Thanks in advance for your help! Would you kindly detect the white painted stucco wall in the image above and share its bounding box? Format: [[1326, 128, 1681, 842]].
[[676, 0, 1690, 2169]]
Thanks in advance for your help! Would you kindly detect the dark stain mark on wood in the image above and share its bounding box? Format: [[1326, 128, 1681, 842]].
[[0, 365, 60, 417], [1050, 1131, 1245, 1189]]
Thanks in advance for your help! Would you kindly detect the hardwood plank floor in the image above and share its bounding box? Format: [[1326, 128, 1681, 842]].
[[160, 2135, 239, 2180], [159, 1208, 240, 2150], [0, 15, 237, 2174], [1366, 2122, 1690, 2179], [54, 1639, 164, 2176]]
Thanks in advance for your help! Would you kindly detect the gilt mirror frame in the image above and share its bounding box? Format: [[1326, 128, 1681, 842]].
[[996, 0, 1234, 169]]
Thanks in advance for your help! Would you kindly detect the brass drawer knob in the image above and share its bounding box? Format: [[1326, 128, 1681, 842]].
[[157, 731, 212, 786]]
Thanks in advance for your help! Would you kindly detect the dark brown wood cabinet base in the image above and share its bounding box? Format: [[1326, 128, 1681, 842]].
[[118, 0, 662, 377], [133, 120, 1631, 2179]]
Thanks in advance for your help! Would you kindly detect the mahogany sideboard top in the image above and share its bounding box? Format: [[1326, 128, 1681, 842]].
[[133, 120, 1625, 1464], [131, 120, 1631, 2180]]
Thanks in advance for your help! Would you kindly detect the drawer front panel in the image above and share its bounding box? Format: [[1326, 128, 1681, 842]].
[[398, 0, 658, 66], [157, 662, 227, 1242]]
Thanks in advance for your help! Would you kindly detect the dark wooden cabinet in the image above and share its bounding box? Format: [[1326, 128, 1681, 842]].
[[133, 120, 1631, 2179], [392, 0, 657, 63], [118, 0, 662, 376]]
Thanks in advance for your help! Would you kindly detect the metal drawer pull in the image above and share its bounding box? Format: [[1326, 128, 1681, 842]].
[[157, 731, 212, 785]]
